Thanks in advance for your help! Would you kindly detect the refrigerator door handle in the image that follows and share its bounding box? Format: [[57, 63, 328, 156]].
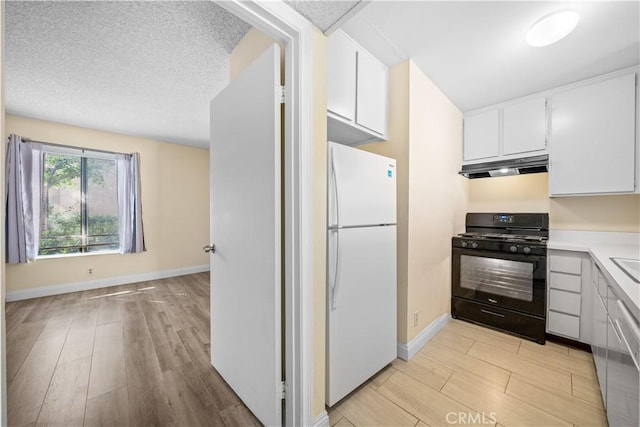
[[330, 229, 341, 311], [330, 146, 342, 310], [330, 145, 341, 229]]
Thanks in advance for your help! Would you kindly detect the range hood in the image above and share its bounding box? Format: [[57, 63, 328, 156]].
[[459, 154, 548, 179]]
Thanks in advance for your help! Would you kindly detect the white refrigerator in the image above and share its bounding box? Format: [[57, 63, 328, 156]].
[[326, 141, 397, 406]]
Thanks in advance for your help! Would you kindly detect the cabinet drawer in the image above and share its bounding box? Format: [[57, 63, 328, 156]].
[[549, 271, 582, 293], [550, 255, 582, 274], [548, 311, 580, 339], [549, 289, 581, 315]]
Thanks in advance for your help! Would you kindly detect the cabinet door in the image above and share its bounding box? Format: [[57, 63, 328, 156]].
[[550, 73, 636, 195], [591, 281, 608, 406], [327, 31, 357, 122], [503, 97, 547, 156], [463, 109, 499, 161], [355, 49, 388, 136], [606, 314, 639, 427]]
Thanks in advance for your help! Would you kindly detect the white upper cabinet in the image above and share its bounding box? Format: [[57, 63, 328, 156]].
[[327, 31, 357, 122], [463, 96, 547, 163], [463, 110, 499, 161], [549, 73, 636, 196], [356, 49, 388, 136], [327, 30, 389, 145], [503, 98, 547, 156]]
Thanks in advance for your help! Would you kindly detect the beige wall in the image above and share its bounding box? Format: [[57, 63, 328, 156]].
[[360, 60, 467, 343], [230, 28, 284, 83], [358, 61, 411, 343], [5, 115, 210, 292], [468, 173, 640, 232], [405, 61, 467, 341], [310, 28, 328, 418], [230, 27, 329, 418]]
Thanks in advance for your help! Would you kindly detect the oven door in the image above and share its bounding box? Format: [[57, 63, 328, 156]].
[[451, 248, 546, 317]]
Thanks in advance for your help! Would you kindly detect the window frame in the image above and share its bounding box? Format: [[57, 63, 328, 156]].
[[37, 146, 120, 258]]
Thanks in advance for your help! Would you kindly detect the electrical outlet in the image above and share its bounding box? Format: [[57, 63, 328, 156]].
[[88, 268, 93, 275], [413, 311, 419, 327]]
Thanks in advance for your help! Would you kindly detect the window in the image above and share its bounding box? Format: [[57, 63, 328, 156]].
[[39, 149, 119, 256]]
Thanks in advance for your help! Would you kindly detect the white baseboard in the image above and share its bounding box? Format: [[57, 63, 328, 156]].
[[6, 264, 210, 302], [312, 410, 329, 427], [397, 313, 450, 361]]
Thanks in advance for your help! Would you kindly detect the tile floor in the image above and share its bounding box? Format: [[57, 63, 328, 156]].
[[329, 319, 607, 427]]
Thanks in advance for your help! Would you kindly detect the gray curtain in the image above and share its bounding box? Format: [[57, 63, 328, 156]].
[[6, 135, 43, 263], [116, 152, 145, 254]]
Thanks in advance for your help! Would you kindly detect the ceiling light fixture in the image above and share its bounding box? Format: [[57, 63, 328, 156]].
[[526, 10, 580, 47]]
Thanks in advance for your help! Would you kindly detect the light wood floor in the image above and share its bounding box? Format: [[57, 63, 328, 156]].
[[7, 274, 607, 427], [329, 320, 607, 427], [6, 272, 260, 427]]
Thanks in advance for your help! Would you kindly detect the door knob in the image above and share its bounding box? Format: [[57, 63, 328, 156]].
[[203, 244, 216, 254]]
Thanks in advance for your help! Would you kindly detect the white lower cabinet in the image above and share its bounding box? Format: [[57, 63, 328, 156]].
[[549, 249, 640, 426], [593, 264, 640, 427], [591, 274, 608, 405], [549, 289, 581, 315], [546, 250, 591, 342], [548, 311, 580, 339]]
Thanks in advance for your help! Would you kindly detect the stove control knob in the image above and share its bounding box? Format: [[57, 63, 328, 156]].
[[523, 246, 531, 254], [461, 241, 468, 248], [471, 242, 479, 249], [510, 245, 518, 253]]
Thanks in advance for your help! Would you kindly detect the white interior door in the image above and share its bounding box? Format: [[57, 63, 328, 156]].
[[209, 44, 282, 427]]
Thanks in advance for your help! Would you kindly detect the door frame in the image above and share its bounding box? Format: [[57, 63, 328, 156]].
[[1, 1, 7, 425], [215, 2, 314, 426]]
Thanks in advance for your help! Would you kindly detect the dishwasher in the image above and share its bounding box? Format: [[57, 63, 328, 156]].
[[606, 300, 639, 427]]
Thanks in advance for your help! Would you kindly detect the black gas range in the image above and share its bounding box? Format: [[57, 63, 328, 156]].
[[451, 213, 549, 344]]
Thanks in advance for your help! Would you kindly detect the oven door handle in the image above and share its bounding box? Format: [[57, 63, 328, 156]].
[[452, 248, 544, 262], [480, 309, 506, 318]]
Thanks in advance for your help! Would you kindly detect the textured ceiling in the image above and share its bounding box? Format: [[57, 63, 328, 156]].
[[342, 1, 640, 112], [284, 1, 362, 32], [5, 1, 363, 149], [6, 1, 251, 148]]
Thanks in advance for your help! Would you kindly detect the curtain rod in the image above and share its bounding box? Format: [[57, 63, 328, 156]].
[[21, 138, 127, 156]]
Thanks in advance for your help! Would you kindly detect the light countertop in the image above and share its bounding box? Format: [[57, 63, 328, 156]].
[[548, 230, 639, 319]]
